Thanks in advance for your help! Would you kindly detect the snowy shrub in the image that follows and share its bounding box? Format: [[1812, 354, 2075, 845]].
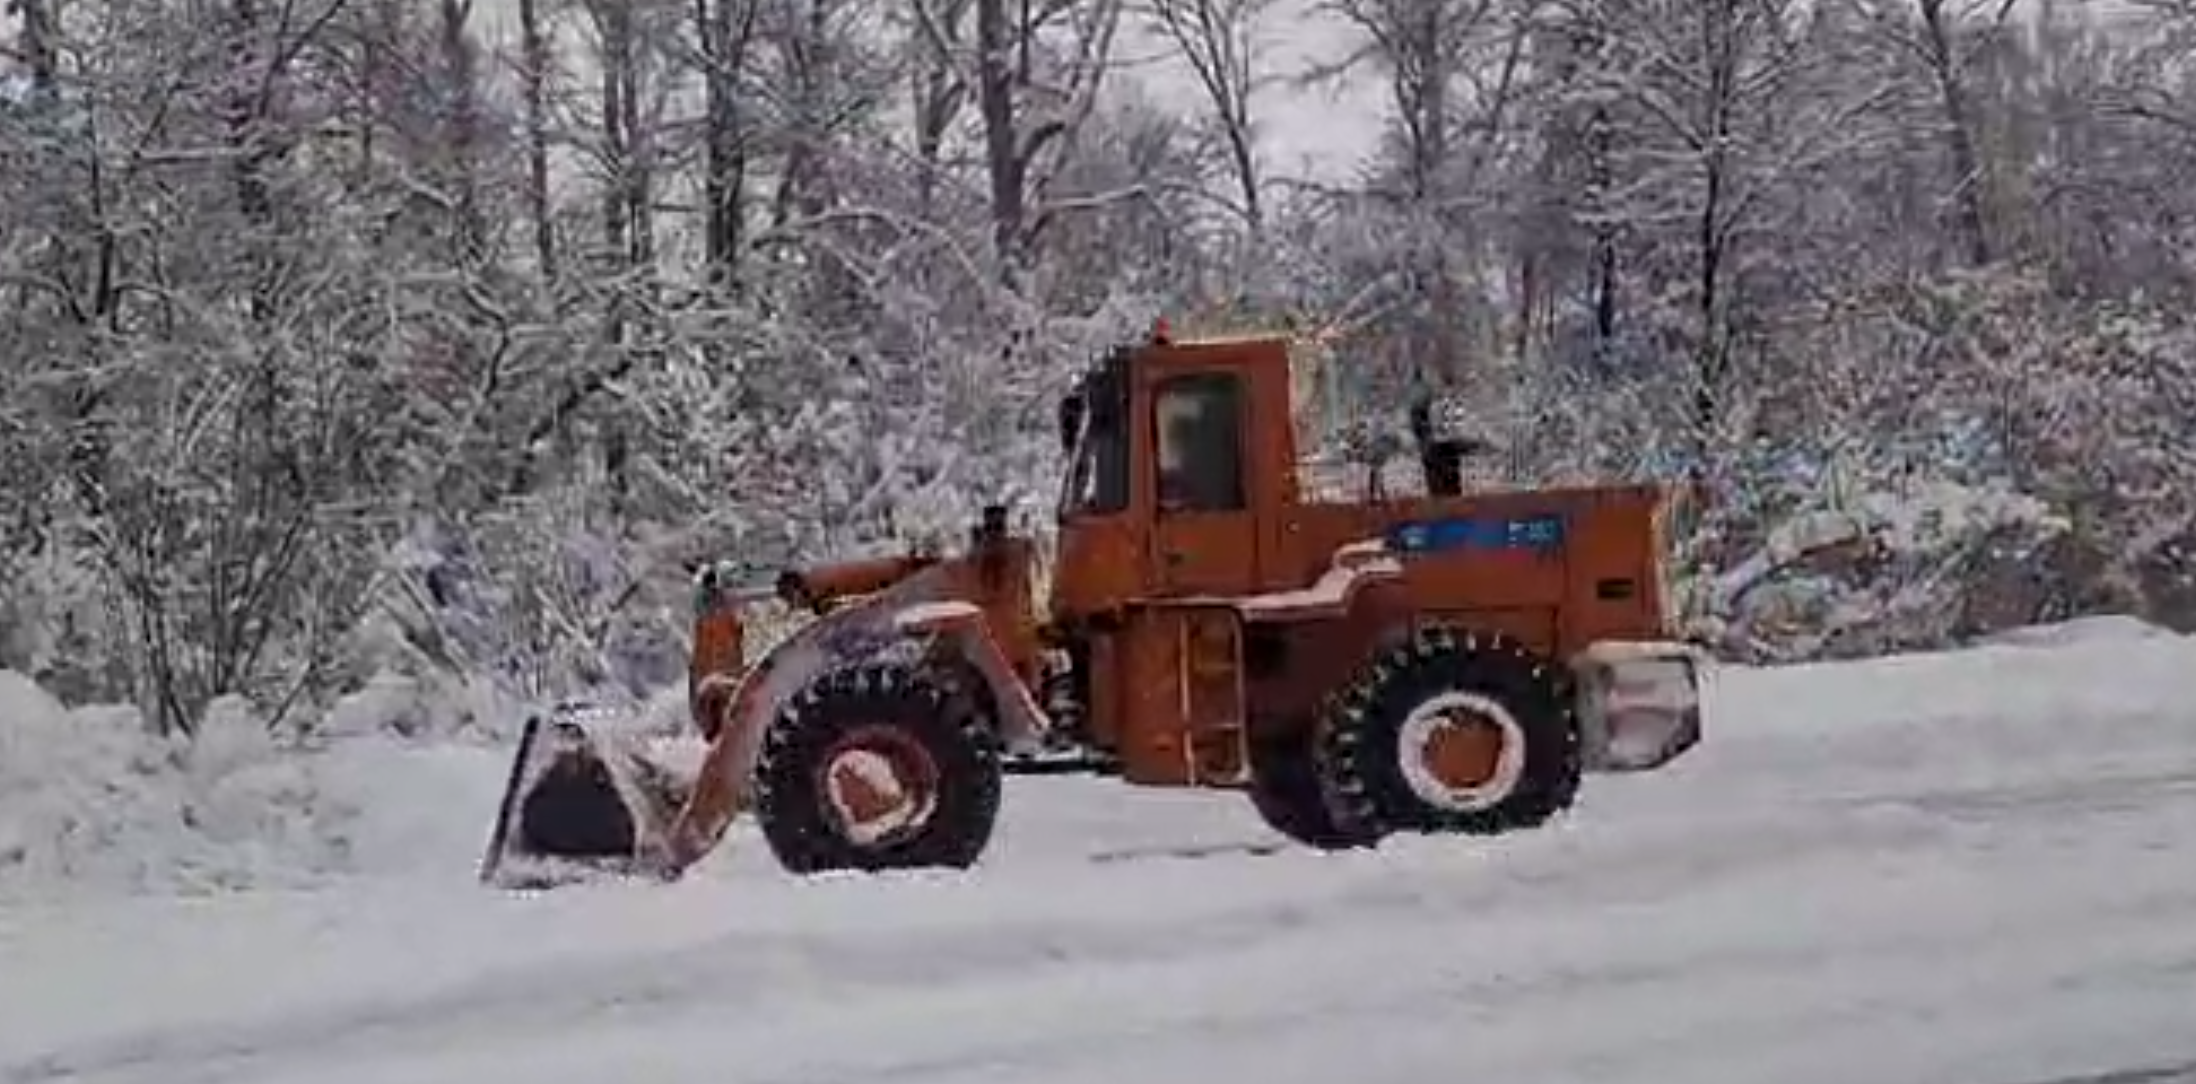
[[1708, 480, 2070, 662]]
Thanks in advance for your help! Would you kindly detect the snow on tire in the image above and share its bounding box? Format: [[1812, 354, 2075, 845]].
[[1313, 626, 1582, 836]]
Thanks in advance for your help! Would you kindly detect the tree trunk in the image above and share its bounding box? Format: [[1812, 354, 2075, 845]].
[[438, 0, 489, 267], [1917, 0, 1993, 266], [699, 0, 755, 292], [519, 0, 558, 281], [973, 0, 1029, 287]]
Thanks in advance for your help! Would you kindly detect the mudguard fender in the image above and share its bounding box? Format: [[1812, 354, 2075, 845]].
[[655, 562, 974, 873]]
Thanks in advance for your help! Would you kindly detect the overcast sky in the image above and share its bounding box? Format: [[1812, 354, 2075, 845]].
[[1113, 0, 1386, 186], [0, 0, 2126, 194], [1114, 0, 2140, 187]]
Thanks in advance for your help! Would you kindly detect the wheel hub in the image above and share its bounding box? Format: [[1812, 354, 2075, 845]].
[[1395, 691, 1527, 812], [817, 725, 942, 846]]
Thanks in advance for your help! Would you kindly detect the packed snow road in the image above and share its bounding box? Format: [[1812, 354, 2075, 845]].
[[5, 623, 2195, 1084]]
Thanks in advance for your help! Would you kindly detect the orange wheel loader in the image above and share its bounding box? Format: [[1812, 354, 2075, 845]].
[[478, 324, 1708, 887]]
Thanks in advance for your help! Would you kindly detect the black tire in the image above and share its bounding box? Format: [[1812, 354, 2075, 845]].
[[1247, 729, 1384, 850], [1314, 626, 1581, 836], [752, 662, 1003, 874]]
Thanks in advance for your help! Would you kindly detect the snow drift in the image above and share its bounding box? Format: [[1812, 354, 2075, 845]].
[[1, 614, 2189, 906], [3, 619, 2194, 1084], [0, 671, 519, 903]]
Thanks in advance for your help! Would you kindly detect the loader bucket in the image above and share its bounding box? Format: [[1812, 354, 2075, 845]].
[[1571, 641, 1704, 773], [478, 561, 995, 889], [478, 706, 698, 888]]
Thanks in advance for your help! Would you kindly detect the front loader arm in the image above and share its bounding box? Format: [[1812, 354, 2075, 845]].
[[655, 561, 975, 874], [483, 559, 972, 886], [776, 554, 936, 613]]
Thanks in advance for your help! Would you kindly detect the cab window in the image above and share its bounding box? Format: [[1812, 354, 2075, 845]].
[[1153, 372, 1246, 513], [1065, 419, 1128, 515], [1061, 372, 1129, 517]]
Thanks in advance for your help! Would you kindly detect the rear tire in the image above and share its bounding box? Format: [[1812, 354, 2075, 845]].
[[1314, 627, 1581, 836], [752, 663, 1003, 874]]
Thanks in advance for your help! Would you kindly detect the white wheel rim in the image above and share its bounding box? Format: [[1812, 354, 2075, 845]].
[[820, 746, 937, 845], [1394, 690, 1528, 812]]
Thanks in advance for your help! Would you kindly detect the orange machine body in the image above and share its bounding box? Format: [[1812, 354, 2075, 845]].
[[481, 323, 1701, 889], [1046, 333, 1687, 786], [686, 519, 1046, 739]]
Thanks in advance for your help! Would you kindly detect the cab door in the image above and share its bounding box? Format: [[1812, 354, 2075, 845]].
[[1145, 370, 1261, 595]]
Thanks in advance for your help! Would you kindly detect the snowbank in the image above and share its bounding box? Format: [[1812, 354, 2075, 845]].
[[0, 673, 335, 901], [1974, 613, 2176, 650], [0, 671, 517, 904], [1699, 477, 2071, 661], [2, 615, 2190, 905]]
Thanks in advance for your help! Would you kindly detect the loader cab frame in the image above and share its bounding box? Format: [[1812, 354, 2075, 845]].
[[1057, 347, 1131, 522], [1052, 333, 1298, 620]]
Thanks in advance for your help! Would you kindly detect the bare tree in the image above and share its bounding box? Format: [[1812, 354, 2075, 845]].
[[914, 0, 1123, 290], [1842, 0, 2020, 266], [904, 0, 971, 214], [1564, 0, 1854, 455], [516, 0, 560, 279], [1303, 0, 1535, 387], [1140, 0, 1271, 233], [694, 0, 761, 290], [9, 0, 57, 90]]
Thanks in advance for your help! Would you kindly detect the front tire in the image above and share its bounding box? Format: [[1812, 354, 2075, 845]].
[[1247, 728, 1384, 850], [752, 663, 1003, 874], [1314, 627, 1581, 835]]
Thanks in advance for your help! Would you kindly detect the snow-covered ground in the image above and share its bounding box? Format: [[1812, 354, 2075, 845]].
[[4, 622, 2196, 1084]]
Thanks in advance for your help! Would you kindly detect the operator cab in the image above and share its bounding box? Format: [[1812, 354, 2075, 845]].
[[1052, 326, 1297, 614], [1055, 325, 1477, 533], [1056, 355, 1251, 521], [1050, 323, 1501, 622], [1055, 327, 1282, 518]]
